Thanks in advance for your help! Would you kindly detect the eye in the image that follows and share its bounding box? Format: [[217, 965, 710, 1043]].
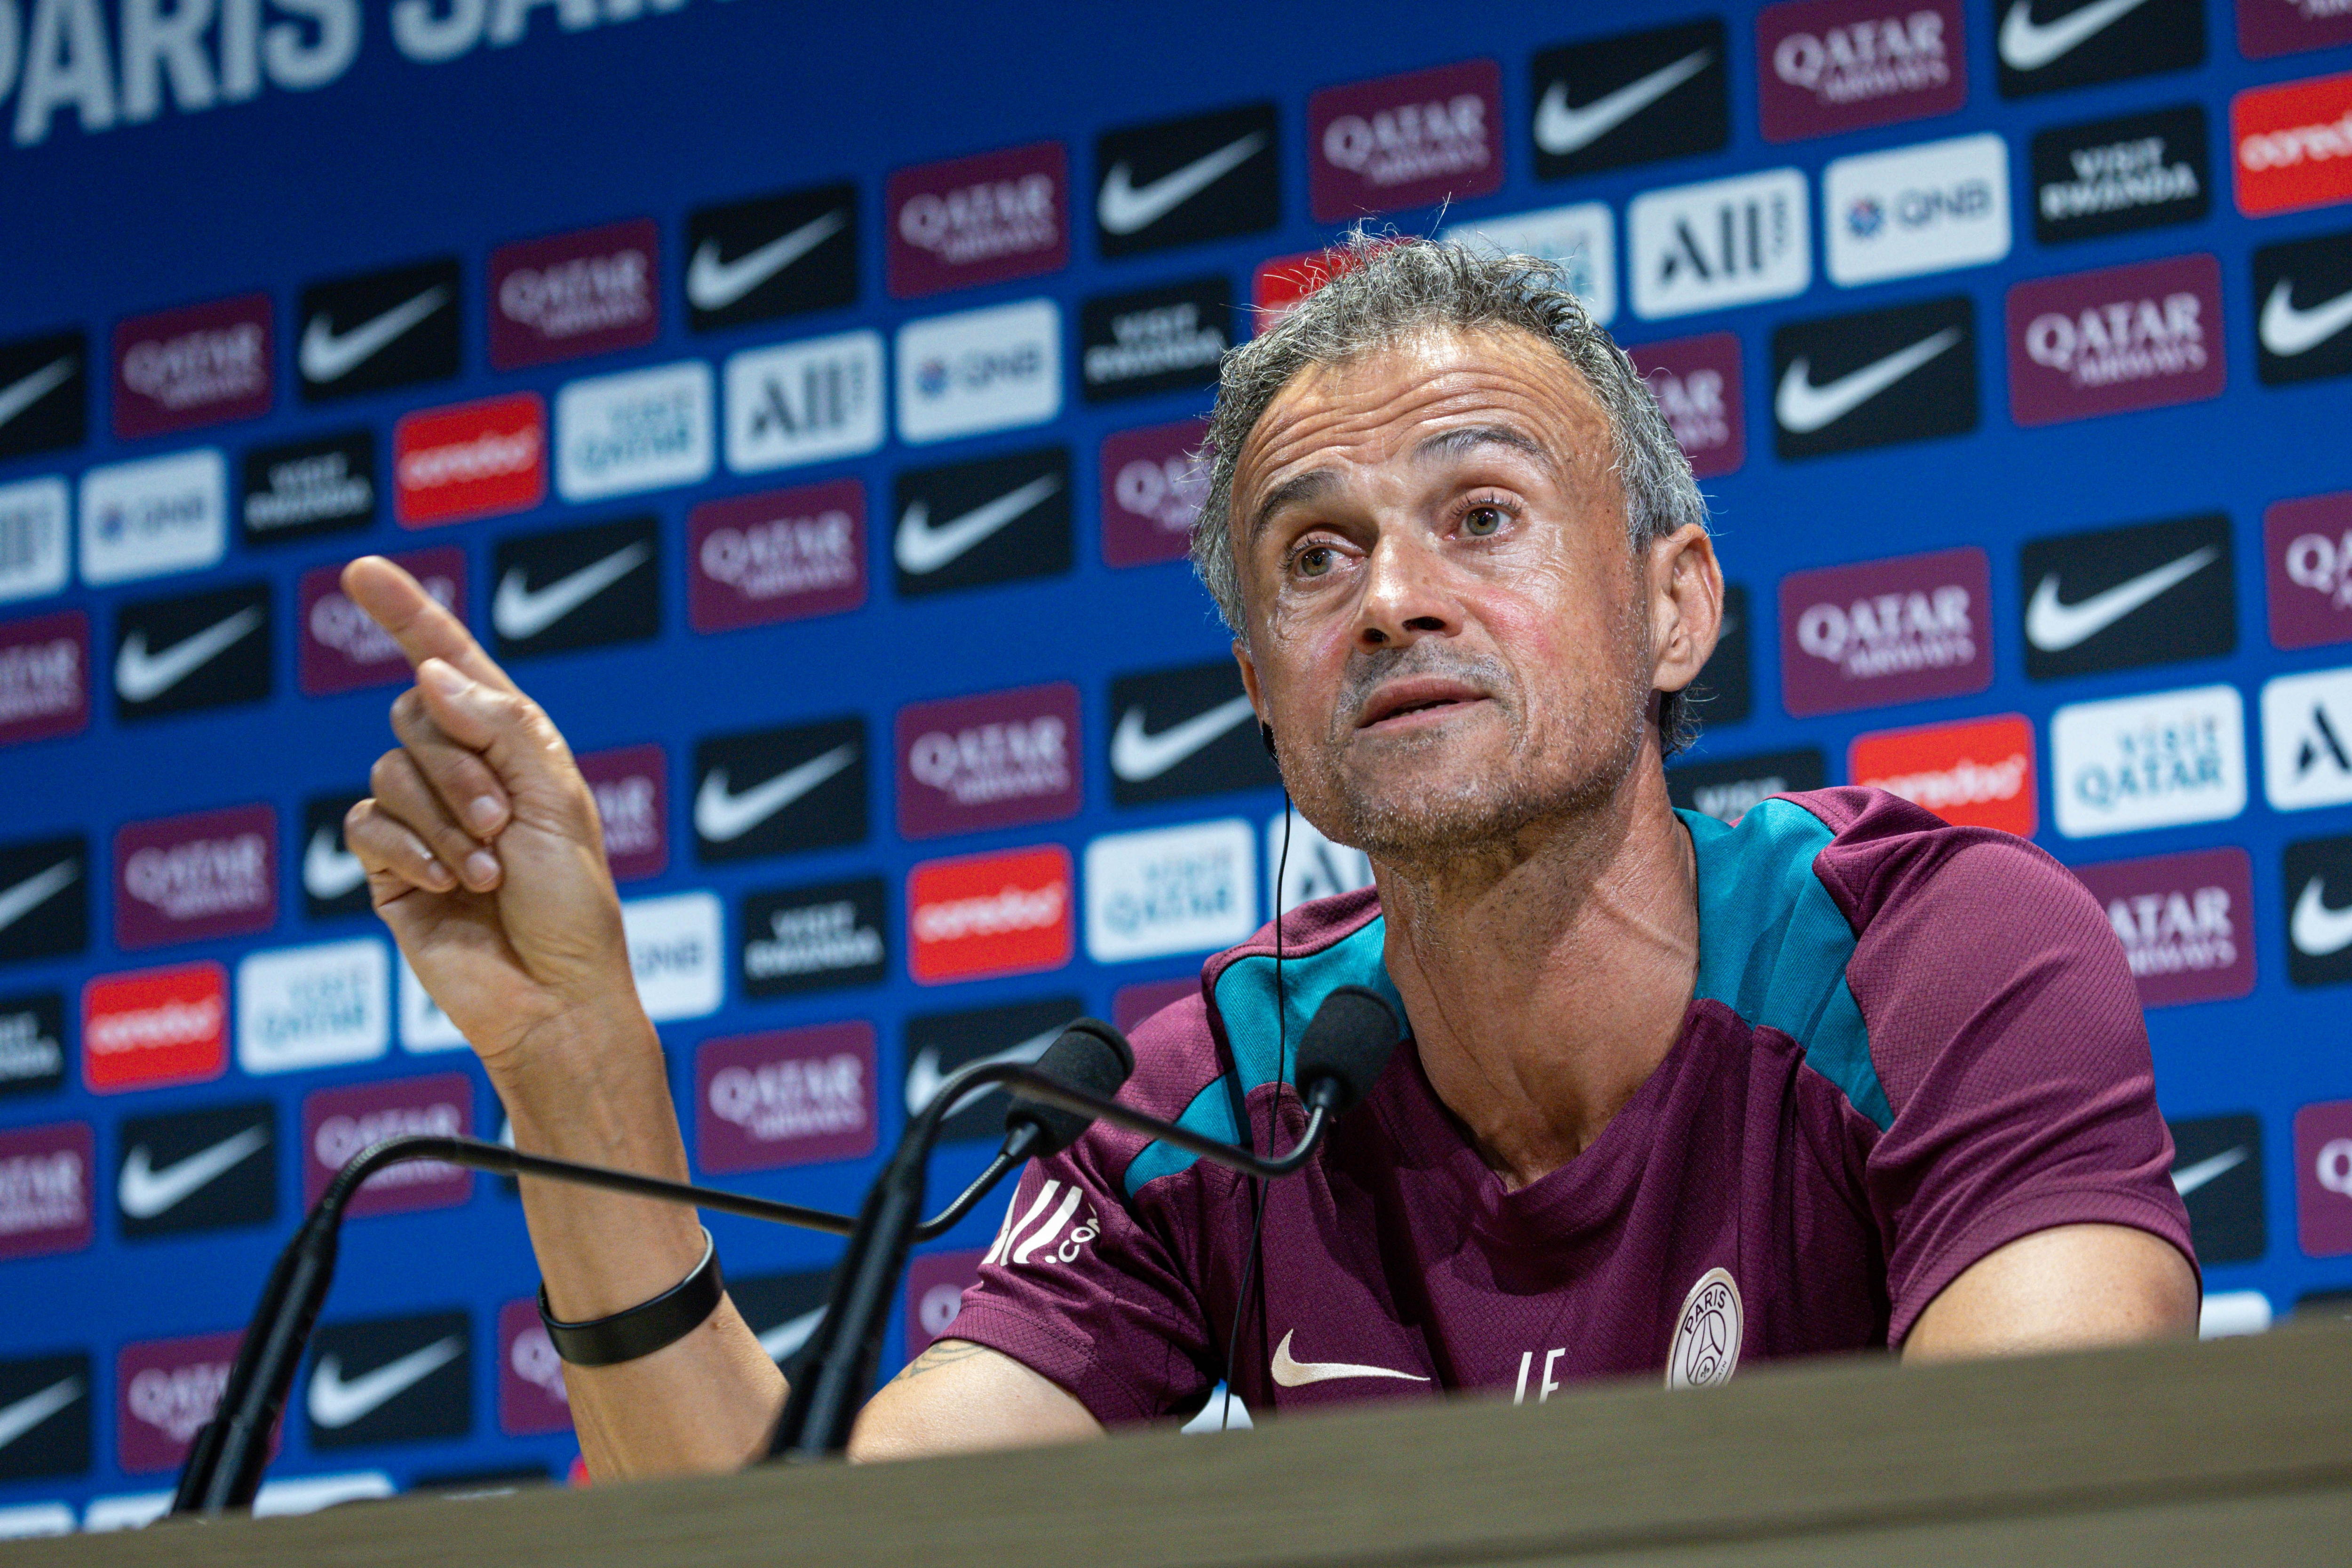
[[1462, 505, 1507, 538], [1295, 544, 1335, 578]]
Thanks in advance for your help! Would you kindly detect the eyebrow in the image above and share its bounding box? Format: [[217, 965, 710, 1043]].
[[1244, 469, 1336, 550], [1241, 424, 1565, 549]]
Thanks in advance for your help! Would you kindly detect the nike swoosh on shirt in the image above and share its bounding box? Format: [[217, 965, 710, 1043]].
[[492, 542, 652, 643], [1774, 328, 1962, 435], [300, 287, 450, 385], [1269, 1330, 1429, 1388], [0, 1377, 82, 1453], [0, 357, 75, 432], [2024, 547, 2219, 653], [115, 606, 265, 704], [2291, 876, 2352, 957], [895, 474, 1064, 575], [1998, 0, 2155, 71], [118, 1126, 269, 1219], [2260, 280, 2352, 359], [1533, 50, 1712, 156], [1098, 133, 1269, 235], [687, 210, 848, 312], [0, 860, 77, 935], [757, 1307, 826, 1363], [303, 827, 367, 901], [1109, 694, 1256, 782], [694, 743, 857, 844], [307, 1337, 462, 1429], [904, 1025, 1061, 1117], [2171, 1146, 2249, 1198]]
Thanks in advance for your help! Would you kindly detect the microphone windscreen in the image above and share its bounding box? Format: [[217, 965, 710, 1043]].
[[1293, 986, 1401, 1115], [1004, 1018, 1136, 1156]]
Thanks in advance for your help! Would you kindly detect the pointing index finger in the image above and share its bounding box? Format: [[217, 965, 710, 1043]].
[[341, 555, 517, 694]]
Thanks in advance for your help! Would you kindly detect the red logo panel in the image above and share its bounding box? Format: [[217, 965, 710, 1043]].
[[393, 392, 546, 527], [907, 844, 1073, 984], [2233, 71, 2352, 217], [82, 962, 228, 1093], [1847, 713, 2037, 836]]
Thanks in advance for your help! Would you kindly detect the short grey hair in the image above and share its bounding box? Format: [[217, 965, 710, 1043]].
[[1190, 233, 1713, 755]]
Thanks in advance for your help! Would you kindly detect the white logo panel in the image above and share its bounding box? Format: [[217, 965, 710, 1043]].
[[1630, 168, 1809, 321], [555, 360, 714, 502], [724, 330, 885, 474], [0, 478, 69, 603], [2051, 684, 2247, 839], [1442, 203, 1618, 325], [237, 938, 390, 1074], [397, 956, 467, 1053], [1269, 809, 1376, 917], [622, 891, 723, 1022], [1084, 818, 1256, 963], [895, 299, 1062, 445], [1824, 133, 2012, 287], [78, 449, 226, 586], [2262, 667, 2352, 812]]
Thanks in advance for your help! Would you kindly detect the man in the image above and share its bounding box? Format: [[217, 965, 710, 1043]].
[[340, 238, 2196, 1478]]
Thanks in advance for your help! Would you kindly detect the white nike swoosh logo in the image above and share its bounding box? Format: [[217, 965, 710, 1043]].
[[1999, 0, 2155, 71], [895, 474, 1064, 576], [1533, 50, 1713, 156], [904, 1025, 1061, 1118], [2292, 875, 2352, 957], [303, 827, 367, 901], [2260, 279, 2352, 359], [686, 210, 848, 312], [693, 743, 856, 843], [0, 860, 77, 935], [307, 1337, 462, 1430], [756, 1306, 826, 1362], [118, 1126, 269, 1219], [300, 287, 449, 384], [116, 606, 265, 704], [2171, 1146, 2249, 1197], [1268, 1330, 1428, 1389], [1774, 328, 1963, 435], [2024, 547, 2219, 653], [0, 1377, 82, 1453], [492, 542, 652, 643], [0, 357, 75, 432], [1098, 132, 1269, 235], [1109, 693, 1255, 782]]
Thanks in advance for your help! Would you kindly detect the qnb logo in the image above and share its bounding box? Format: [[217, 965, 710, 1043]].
[[124, 835, 268, 923], [899, 176, 1058, 264], [2044, 135, 2201, 221], [127, 1362, 228, 1445], [87, 995, 221, 1057], [2025, 293, 2206, 387], [1321, 95, 1490, 187], [707, 1053, 866, 1142], [700, 509, 857, 598], [0, 1150, 84, 1236], [982, 1178, 1100, 1269], [1797, 587, 1974, 677], [915, 346, 1044, 399], [122, 326, 266, 412], [2284, 530, 2352, 610], [909, 718, 1070, 807], [1847, 180, 1994, 238], [309, 573, 456, 663], [498, 251, 651, 339], [312, 1104, 461, 1190], [1772, 11, 1950, 105], [1861, 751, 2028, 813], [914, 882, 1065, 945], [2108, 885, 2236, 979]]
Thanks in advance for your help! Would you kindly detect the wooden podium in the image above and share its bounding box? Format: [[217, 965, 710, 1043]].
[[19, 1321, 2352, 1566]]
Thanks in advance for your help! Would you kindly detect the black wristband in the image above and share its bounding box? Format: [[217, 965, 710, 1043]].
[[538, 1228, 723, 1368]]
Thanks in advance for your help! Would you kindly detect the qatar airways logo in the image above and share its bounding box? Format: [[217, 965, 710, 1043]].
[[2268, 493, 2352, 651], [696, 1024, 876, 1172], [888, 143, 1067, 298], [126, 1355, 230, 1447], [2024, 295, 2207, 383], [115, 804, 276, 948], [1797, 589, 1972, 671], [113, 294, 273, 438], [301, 1073, 472, 1214], [1758, 0, 1964, 142], [298, 548, 463, 697], [898, 684, 1081, 840], [2075, 848, 2255, 1008], [0, 611, 86, 746], [1309, 60, 1503, 221], [2007, 254, 2225, 425], [1772, 11, 1949, 103], [0, 1122, 91, 1258], [1780, 549, 1990, 716], [490, 219, 659, 369]]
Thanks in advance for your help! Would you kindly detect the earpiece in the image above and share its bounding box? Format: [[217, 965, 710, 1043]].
[[1259, 721, 1278, 761]]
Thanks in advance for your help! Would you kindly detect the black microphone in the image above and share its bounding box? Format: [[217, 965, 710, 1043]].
[[1294, 984, 1401, 1116]]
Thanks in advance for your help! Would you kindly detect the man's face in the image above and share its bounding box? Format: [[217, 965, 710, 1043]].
[[1229, 325, 1676, 868]]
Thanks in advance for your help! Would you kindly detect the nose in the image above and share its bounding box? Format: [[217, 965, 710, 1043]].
[[1353, 532, 1459, 650]]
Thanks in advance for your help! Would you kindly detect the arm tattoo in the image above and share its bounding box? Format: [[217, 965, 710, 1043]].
[[890, 1340, 987, 1384]]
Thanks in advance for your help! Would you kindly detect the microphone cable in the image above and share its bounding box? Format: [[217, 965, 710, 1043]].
[[1220, 795, 1292, 1432]]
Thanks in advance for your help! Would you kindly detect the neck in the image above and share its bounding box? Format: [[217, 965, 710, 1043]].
[[1372, 750, 1698, 1190]]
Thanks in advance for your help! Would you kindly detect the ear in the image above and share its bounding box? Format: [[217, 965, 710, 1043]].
[[1233, 638, 1266, 723], [1646, 524, 1723, 696]]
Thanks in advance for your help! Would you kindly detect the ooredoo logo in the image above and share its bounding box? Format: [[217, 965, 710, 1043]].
[[82, 962, 227, 1093], [1847, 713, 2037, 836], [907, 845, 1073, 985], [2233, 71, 2352, 218], [392, 392, 545, 527]]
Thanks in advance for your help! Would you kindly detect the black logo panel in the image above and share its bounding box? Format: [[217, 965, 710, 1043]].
[[2254, 227, 2352, 388], [729, 1268, 834, 1380], [2030, 104, 2209, 246], [0, 991, 65, 1097], [297, 257, 463, 402], [115, 1100, 276, 1240], [692, 716, 868, 864], [2019, 512, 2233, 680], [0, 329, 87, 460], [1531, 18, 1728, 181], [1995, 0, 2204, 99], [490, 515, 660, 661], [903, 995, 1085, 1146], [307, 1310, 471, 1449], [1771, 295, 1978, 460], [1667, 746, 1828, 825], [0, 835, 88, 966], [1107, 661, 1278, 807], [1095, 101, 1279, 257], [0, 1352, 91, 1482], [1686, 580, 1750, 728], [113, 580, 273, 721], [685, 181, 859, 332], [2284, 833, 2352, 989], [301, 789, 372, 921], [241, 428, 376, 544], [892, 446, 1073, 599], [740, 876, 888, 998], [2166, 1112, 2265, 1265], [1081, 276, 1231, 404]]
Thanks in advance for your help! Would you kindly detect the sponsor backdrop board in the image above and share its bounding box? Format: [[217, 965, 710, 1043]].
[[2, 0, 2351, 1523]]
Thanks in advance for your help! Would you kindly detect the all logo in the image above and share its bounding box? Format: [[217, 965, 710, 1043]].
[[0, 1353, 89, 1480], [1310, 58, 1503, 222], [298, 258, 462, 403], [620, 892, 724, 1023], [0, 610, 88, 747], [1080, 277, 1230, 403], [392, 392, 545, 527], [1824, 133, 2010, 286], [2239, 0, 2352, 56], [1268, 808, 1376, 917], [1757, 0, 1965, 141], [2074, 847, 2256, 1007], [115, 1100, 274, 1239], [81, 961, 227, 1093], [113, 580, 270, 720], [1108, 661, 1275, 806], [554, 360, 713, 502], [1994, 0, 2204, 99], [298, 545, 464, 697], [696, 1022, 877, 1174], [2166, 1113, 2265, 1263], [0, 992, 66, 1096], [898, 682, 1081, 839], [888, 141, 1068, 299], [0, 835, 87, 966], [488, 218, 659, 370], [685, 182, 859, 332], [689, 478, 867, 631], [491, 515, 660, 660], [2294, 1098, 2352, 1254], [0, 330, 86, 461], [2232, 70, 2352, 218], [2262, 666, 2352, 811], [78, 447, 228, 585], [1771, 294, 1977, 458], [2284, 833, 2352, 986], [1629, 334, 1745, 478], [2050, 683, 2248, 838], [301, 1073, 472, 1215], [906, 845, 1073, 985], [578, 743, 667, 883], [1631, 167, 1810, 321], [242, 429, 375, 545], [2019, 512, 2233, 680], [496, 1297, 570, 1436], [116, 1332, 245, 1474], [892, 446, 1073, 597], [237, 938, 390, 1075], [722, 329, 886, 475], [692, 716, 867, 863], [1691, 579, 1753, 725], [1847, 713, 2037, 835], [0, 476, 71, 603], [306, 1311, 470, 1448], [1530, 19, 1728, 180], [895, 298, 1062, 446], [299, 790, 370, 920], [0, 1124, 93, 1262], [2265, 491, 2352, 650], [902, 995, 1083, 1141], [1780, 547, 1990, 715], [1097, 103, 1279, 259], [1443, 203, 1618, 322], [1100, 417, 1208, 568], [2031, 104, 2210, 245], [2005, 253, 2226, 425], [115, 803, 277, 949], [1084, 819, 1257, 964], [112, 293, 272, 439], [740, 876, 888, 999], [1667, 746, 1829, 824], [2253, 227, 2352, 386]]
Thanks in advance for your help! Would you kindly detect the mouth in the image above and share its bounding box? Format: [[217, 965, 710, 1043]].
[[1354, 677, 1491, 733]]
